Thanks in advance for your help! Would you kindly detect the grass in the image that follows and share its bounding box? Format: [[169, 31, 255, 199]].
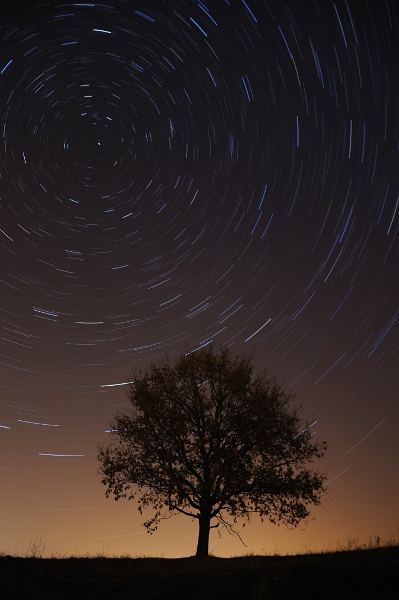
[[1, 536, 398, 599]]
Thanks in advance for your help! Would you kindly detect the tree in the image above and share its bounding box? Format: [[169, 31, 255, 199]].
[[97, 345, 327, 558]]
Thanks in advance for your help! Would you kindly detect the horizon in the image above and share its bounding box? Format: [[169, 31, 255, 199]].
[[3, 529, 398, 559]]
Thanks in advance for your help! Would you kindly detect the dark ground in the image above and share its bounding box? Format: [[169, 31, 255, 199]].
[[1, 545, 398, 599]]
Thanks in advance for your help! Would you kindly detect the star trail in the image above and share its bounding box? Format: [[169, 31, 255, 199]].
[[1, 0, 398, 557]]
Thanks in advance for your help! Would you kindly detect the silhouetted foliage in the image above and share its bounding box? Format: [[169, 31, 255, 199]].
[[97, 345, 326, 557]]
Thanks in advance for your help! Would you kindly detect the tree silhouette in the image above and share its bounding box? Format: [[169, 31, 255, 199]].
[[97, 345, 326, 558]]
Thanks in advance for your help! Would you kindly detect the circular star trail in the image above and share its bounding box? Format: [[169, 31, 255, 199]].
[[0, 0, 398, 558]]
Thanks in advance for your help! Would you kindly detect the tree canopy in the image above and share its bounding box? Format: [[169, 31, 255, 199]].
[[97, 345, 327, 557]]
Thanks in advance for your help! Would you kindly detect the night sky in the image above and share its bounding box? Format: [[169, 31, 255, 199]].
[[1, 0, 398, 558]]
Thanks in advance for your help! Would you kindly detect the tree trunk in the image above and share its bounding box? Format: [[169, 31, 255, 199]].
[[195, 512, 211, 558]]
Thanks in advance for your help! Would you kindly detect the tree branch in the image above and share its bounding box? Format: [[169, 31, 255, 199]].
[[215, 513, 248, 547]]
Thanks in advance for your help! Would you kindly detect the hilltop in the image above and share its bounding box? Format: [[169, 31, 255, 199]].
[[1, 545, 398, 599]]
